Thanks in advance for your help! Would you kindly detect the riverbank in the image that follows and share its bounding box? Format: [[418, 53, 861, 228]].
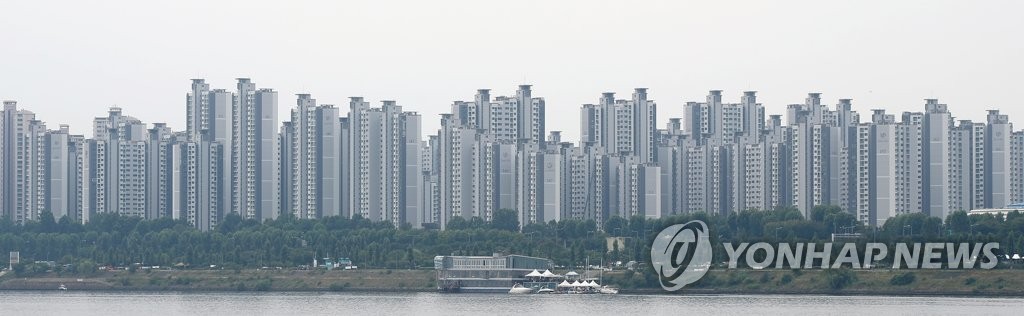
[[608, 269, 1024, 297], [2, 268, 1022, 296], [0, 269, 437, 292]]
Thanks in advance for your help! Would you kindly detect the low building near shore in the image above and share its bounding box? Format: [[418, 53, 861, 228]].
[[968, 203, 1024, 218], [434, 253, 554, 293]]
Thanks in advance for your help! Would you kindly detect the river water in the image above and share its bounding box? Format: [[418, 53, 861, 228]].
[[1, 291, 1020, 315]]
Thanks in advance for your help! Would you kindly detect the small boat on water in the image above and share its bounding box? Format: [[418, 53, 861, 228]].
[[508, 283, 534, 294], [537, 288, 555, 294], [58, 284, 68, 291], [599, 285, 619, 294]]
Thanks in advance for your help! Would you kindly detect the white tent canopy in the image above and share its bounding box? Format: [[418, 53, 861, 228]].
[[587, 280, 600, 288], [571, 280, 584, 287], [565, 271, 579, 276], [558, 280, 572, 287], [541, 270, 556, 278], [525, 270, 543, 277]]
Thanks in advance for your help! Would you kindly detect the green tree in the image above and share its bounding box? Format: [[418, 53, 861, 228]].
[[446, 216, 467, 230], [37, 210, 57, 233], [811, 205, 843, 223], [491, 209, 520, 232], [603, 216, 627, 236], [218, 212, 243, 234], [946, 211, 970, 234]]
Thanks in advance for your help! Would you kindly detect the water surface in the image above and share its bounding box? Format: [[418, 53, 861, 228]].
[[2, 291, 1020, 315]]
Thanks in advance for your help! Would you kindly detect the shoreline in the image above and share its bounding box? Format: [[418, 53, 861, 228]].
[[2, 269, 1023, 298], [3, 287, 1024, 298], [621, 288, 1024, 298]]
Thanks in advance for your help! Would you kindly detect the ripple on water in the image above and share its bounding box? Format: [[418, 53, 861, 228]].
[[1, 291, 1021, 316]]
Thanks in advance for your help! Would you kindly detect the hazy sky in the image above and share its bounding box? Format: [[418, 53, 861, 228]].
[[2, 0, 1021, 141]]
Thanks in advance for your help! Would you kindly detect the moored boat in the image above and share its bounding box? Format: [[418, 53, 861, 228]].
[[508, 283, 534, 294], [599, 285, 619, 294]]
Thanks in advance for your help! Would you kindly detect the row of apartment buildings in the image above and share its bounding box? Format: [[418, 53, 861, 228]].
[[427, 88, 1023, 228], [2, 81, 1021, 230], [0, 78, 422, 230]]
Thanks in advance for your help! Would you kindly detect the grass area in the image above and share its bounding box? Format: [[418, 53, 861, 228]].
[[603, 268, 1024, 296], [0, 269, 437, 292]]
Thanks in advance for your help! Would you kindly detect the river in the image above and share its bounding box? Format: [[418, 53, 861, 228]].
[[1, 291, 1020, 315]]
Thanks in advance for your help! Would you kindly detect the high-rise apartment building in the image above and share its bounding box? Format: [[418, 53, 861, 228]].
[[580, 89, 656, 161], [922, 99, 953, 219], [345, 98, 422, 227], [1, 101, 45, 224], [231, 78, 280, 222], [282, 94, 342, 219], [985, 110, 1012, 208]]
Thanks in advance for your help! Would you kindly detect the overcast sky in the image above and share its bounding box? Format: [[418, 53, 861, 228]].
[[2, 0, 1021, 141]]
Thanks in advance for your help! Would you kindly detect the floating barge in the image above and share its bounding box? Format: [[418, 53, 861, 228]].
[[434, 253, 554, 293]]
